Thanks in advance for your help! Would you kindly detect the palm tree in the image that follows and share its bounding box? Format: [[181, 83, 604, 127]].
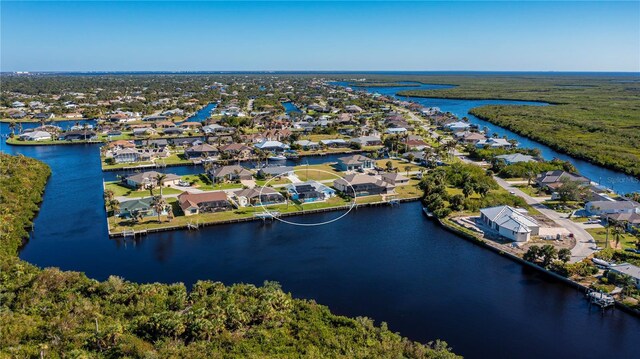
[[612, 223, 624, 249], [404, 165, 413, 176], [151, 195, 167, 223], [103, 189, 115, 203], [8, 121, 16, 137], [155, 173, 167, 196]]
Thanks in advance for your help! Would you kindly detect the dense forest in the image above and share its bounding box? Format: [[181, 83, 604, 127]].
[[391, 74, 640, 178], [0, 153, 458, 358]]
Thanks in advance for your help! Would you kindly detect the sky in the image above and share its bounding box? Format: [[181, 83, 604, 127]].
[[1, 1, 639, 72]]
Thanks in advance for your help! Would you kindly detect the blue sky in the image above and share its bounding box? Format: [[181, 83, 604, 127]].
[[1, 1, 638, 72]]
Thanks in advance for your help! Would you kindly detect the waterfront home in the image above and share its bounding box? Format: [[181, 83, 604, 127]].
[[350, 135, 382, 147], [202, 124, 229, 134], [444, 121, 471, 132], [33, 112, 55, 121], [169, 137, 202, 147], [320, 139, 349, 148], [218, 143, 253, 159], [137, 139, 169, 149], [286, 181, 336, 203], [60, 130, 97, 141], [585, 199, 640, 216], [495, 153, 536, 165], [475, 138, 513, 149], [179, 122, 202, 132], [456, 131, 486, 144], [334, 174, 394, 197], [536, 170, 590, 190], [381, 172, 410, 185], [18, 131, 52, 141], [209, 165, 253, 182], [162, 127, 184, 136], [184, 143, 218, 159], [111, 148, 141, 163], [404, 139, 429, 151], [337, 154, 375, 171], [133, 127, 156, 137], [295, 140, 320, 150], [254, 140, 290, 152], [123, 171, 181, 189], [178, 191, 231, 216], [480, 205, 540, 242], [233, 187, 286, 207], [107, 140, 136, 150], [609, 263, 640, 289], [118, 197, 167, 219]]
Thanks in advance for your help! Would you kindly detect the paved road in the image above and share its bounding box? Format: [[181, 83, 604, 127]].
[[493, 176, 596, 262]]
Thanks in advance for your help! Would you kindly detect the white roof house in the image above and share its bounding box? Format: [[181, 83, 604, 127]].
[[386, 127, 407, 134], [445, 121, 471, 132], [495, 153, 536, 165], [19, 131, 52, 141], [476, 138, 514, 148], [609, 263, 640, 289], [254, 140, 290, 151], [480, 205, 540, 242]]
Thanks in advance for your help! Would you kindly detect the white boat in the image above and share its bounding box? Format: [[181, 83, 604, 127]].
[[268, 155, 287, 161], [592, 258, 610, 267], [422, 207, 434, 218]]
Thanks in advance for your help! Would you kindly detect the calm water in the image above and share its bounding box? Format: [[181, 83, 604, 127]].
[[1, 98, 640, 358], [333, 81, 640, 194], [282, 101, 302, 114], [181, 102, 218, 123]]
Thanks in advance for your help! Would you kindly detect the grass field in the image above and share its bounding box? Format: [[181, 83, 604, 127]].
[[586, 227, 638, 250], [387, 74, 640, 177]]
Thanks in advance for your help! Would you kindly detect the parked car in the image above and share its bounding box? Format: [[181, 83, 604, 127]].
[[178, 180, 190, 187]]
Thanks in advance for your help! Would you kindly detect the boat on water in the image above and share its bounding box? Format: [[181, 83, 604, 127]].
[[268, 155, 287, 161], [422, 207, 434, 218]]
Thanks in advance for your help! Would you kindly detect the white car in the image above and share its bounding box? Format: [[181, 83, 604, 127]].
[[178, 180, 190, 187]]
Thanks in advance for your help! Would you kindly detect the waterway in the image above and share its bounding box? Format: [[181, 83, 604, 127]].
[[282, 101, 302, 114], [1, 89, 639, 358], [333, 81, 640, 194]]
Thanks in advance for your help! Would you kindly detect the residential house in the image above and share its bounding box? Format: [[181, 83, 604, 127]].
[[233, 187, 285, 207], [118, 197, 168, 219], [218, 143, 253, 159], [209, 165, 253, 182], [19, 131, 52, 141], [60, 130, 97, 141], [480, 205, 540, 242], [320, 139, 349, 148], [495, 153, 536, 165], [123, 171, 181, 189], [337, 154, 375, 171], [381, 172, 410, 185], [585, 200, 640, 216], [184, 144, 218, 159], [178, 191, 231, 216], [257, 166, 294, 178], [112, 148, 141, 163], [603, 212, 640, 232], [286, 181, 335, 203], [609, 263, 640, 289], [295, 140, 320, 150], [444, 121, 471, 132], [476, 138, 514, 149], [254, 140, 290, 152], [350, 136, 382, 147], [536, 170, 590, 190], [334, 174, 395, 197]]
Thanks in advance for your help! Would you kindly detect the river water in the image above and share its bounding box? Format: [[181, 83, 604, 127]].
[[333, 81, 639, 194], [1, 83, 639, 358]]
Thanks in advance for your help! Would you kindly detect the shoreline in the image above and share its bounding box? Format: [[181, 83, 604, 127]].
[[108, 196, 420, 237], [436, 215, 640, 318]]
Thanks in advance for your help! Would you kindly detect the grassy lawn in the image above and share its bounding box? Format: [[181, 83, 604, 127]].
[[255, 177, 291, 186], [394, 180, 423, 199], [105, 182, 183, 198], [161, 153, 191, 165], [179, 174, 243, 191], [102, 160, 155, 170], [376, 159, 414, 171], [586, 227, 638, 250], [513, 184, 543, 197], [294, 164, 343, 181]]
